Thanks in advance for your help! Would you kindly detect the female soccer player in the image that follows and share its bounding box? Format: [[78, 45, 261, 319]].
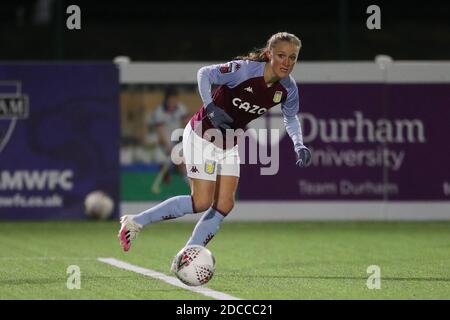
[[119, 31, 311, 251]]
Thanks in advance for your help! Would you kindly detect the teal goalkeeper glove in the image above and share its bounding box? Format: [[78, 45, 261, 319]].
[[295, 145, 311, 168]]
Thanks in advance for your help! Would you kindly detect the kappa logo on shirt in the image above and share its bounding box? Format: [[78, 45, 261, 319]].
[[219, 62, 241, 74]]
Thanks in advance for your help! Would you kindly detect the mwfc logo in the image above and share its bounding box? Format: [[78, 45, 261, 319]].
[[0, 81, 29, 154]]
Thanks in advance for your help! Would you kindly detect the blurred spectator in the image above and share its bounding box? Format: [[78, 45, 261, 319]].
[[148, 86, 190, 193]]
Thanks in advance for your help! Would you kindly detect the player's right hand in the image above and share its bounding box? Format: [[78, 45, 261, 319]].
[[205, 102, 234, 132]]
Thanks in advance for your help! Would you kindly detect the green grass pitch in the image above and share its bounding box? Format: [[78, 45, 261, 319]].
[[1, 220, 450, 299]]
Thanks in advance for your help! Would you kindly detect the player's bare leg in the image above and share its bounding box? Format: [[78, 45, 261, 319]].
[[189, 177, 216, 213], [212, 175, 239, 216]]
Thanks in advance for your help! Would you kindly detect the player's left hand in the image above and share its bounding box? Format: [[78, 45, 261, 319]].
[[295, 146, 311, 168]]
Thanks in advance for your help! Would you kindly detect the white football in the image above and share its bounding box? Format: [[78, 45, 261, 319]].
[[171, 245, 215, 286], [84, 190, 114, 220]]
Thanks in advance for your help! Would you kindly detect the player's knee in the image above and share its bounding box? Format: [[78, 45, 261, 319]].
[[192, 197, 213, 213], [214, 198, 234, 216]]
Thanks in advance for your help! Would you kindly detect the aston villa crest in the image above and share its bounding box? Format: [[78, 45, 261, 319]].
[[273, 91, 283, 103], [204, 160, 216, 175]]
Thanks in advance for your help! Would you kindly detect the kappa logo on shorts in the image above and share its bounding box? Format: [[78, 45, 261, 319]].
[[190, 166, 199, 173], [204, 160, 216, 175]]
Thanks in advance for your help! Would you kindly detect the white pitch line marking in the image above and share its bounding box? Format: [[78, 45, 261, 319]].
[[97, 257, 240, 300], [0, 257, 97, 260]]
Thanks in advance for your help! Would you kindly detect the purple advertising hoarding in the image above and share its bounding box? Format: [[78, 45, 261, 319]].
[[0, 63, 120, 219], [239, 83, 450, 201]]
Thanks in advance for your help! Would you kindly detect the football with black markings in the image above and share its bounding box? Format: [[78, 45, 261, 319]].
[[171, 245, 216, 286]]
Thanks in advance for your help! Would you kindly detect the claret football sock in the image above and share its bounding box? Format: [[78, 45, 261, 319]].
[[133, 195, 195, 226], [186, 207, 225, 247]]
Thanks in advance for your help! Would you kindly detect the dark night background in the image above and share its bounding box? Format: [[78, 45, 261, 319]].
[[1, 0, 449, 61]]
